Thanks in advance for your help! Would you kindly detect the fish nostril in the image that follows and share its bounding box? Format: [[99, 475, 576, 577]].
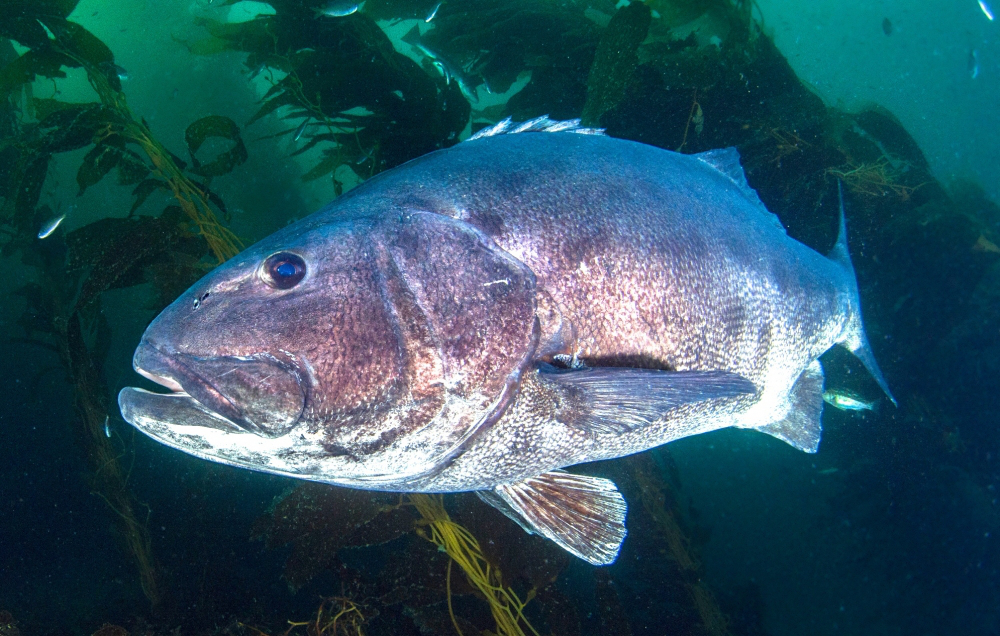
[[192, 291, 211, 309]]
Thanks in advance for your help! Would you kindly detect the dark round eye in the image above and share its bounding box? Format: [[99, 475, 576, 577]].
[[262, 252, 307, 290]]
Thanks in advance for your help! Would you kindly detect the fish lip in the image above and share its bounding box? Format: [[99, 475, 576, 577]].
[[136, 367, 184, 393], [131, 341, 258, 434]]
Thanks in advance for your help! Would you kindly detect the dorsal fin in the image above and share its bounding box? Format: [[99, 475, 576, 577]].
[[468, 116, 605, 141], [693, 148, 784, 231]]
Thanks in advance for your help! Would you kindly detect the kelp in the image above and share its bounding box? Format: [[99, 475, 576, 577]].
[[251, 484, 413, 591], [252, 485, 577, 636], [581, 2, 651, 127], [421, 0, 599, 101], [0, 4, 242, 263], [8, 212, 212, 609], [631, 453, 732, 635], [410, 494, 539, 636], [0, 1, 247, 610], [187, 1, 467, 190], [244, 596, 370, 636]]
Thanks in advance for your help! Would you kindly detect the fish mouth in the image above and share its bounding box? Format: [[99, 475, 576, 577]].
[[119, 341, 306, 438]]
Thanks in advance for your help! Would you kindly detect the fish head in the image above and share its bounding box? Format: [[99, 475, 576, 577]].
[[119, 208, 538, 489]]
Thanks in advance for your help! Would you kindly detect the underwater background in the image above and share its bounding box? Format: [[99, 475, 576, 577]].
[[1, 0, 998, 635]]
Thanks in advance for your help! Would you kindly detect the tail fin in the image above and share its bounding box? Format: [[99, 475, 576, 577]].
[[830, 182, 897, 406]]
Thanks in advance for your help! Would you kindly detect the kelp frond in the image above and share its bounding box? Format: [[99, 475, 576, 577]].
[[409, 494, 539, 636]]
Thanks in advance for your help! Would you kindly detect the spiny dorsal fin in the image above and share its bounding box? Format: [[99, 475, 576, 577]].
[[694, 147, 784, 231], [479, 470, 627, 565], [468, 116, 605, 141], [757, 359, 825, 453]]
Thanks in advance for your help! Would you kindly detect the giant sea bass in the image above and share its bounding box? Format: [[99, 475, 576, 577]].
[[119, 118, 893, 565]]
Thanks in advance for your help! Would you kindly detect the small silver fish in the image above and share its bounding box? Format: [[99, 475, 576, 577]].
[[103, 415, 111, 438], [248, 61, 268, 79], [315, 0, 360, 17], [37, 213, 66, 239], [431, 59, 449, 83], [293, 119, 309, 141], [980, 0, 995, 20], [425, 1, 442, 22], [969, 49, 980, 79], [822, 390, 878, 412]]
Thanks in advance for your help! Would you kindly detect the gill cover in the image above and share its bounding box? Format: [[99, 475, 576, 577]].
[[363, 209, 539, 475]]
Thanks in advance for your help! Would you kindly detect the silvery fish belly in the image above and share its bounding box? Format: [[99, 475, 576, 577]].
[[119, 118, 892, 565]]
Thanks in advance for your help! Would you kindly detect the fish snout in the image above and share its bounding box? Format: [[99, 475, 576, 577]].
[[132, 342, 306, 437]]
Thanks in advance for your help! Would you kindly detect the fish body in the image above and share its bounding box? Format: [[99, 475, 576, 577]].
[[423, 47, 478, 102], [37, 213, 66, 239], [98, 61, 130, 81], [293, 119, 309, 141], [402, 26, 479, 103], [119, 119, 891, 564], [315, 0, 361, 17], [426, 1, 442, 22], [980, 0, 994, 20], [969, 49, 980, 79], [822, 390, 878, 412]]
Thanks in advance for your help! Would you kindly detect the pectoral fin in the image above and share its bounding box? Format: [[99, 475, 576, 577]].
[[476, 470, 627, 565], [537, 364, 756, 435]]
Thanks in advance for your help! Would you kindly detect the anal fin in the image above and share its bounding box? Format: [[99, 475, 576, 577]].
[[758, 360, 825, 453], [476, 470, 627, 565]]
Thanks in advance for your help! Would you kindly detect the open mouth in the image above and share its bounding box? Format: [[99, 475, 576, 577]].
[[119, 341, 306, 438], [132, 342, 250, 429], [136, 368, 184, 393], [119, 343, 246, 435]]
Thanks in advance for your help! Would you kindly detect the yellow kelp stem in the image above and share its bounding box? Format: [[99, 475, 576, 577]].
[[68, 48, 242, 263], [408, 494, 539, 636]]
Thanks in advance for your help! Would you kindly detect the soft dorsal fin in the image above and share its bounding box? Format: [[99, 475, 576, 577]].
[[476, 470, 627, 565], [468, 116, 605, 141], [694, 148, 784, 231]]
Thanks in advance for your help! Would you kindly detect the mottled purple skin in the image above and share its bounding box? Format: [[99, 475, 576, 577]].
[[119, 132, 856, 492]]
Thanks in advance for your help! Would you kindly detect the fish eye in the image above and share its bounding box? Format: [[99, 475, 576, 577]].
[[261, 252, 307, 290]]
